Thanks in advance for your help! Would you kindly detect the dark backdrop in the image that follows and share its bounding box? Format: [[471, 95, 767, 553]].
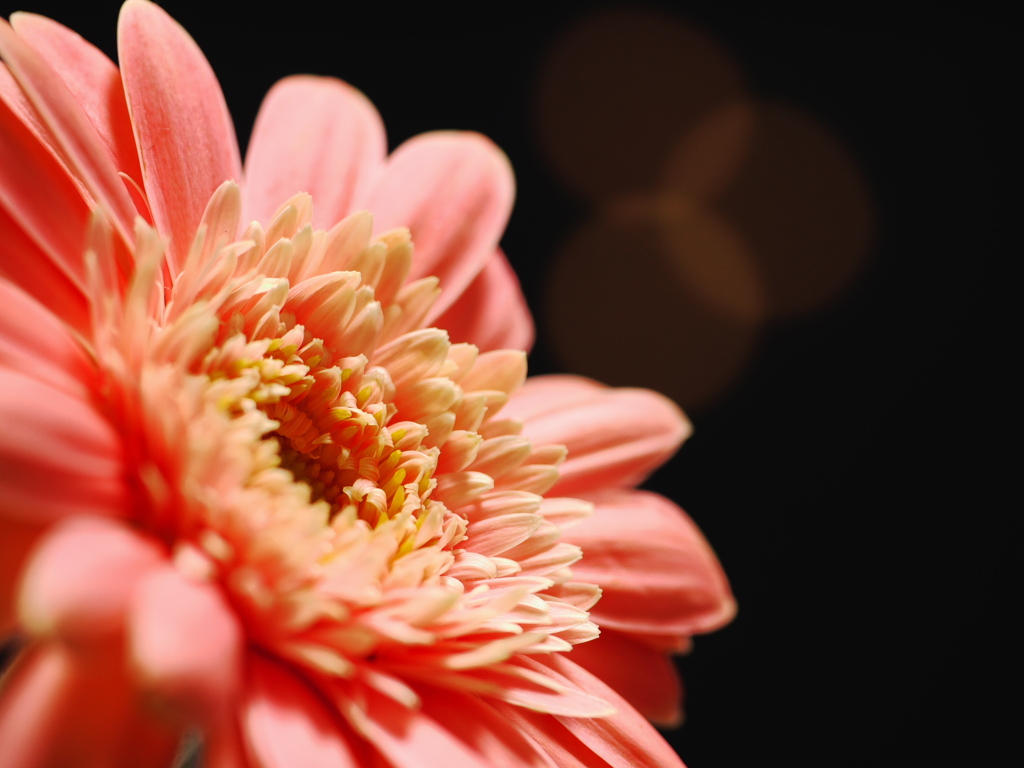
[[4, 3, 1011, 766]]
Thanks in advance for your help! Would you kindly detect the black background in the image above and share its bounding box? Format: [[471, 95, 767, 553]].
[[3, 3, 1012, 766]]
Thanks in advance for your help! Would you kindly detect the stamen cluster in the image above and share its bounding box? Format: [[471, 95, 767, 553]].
[[92, 182, 599, 698]]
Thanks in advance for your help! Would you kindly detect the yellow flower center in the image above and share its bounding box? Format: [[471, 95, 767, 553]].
[[90, 183, 599, 694]]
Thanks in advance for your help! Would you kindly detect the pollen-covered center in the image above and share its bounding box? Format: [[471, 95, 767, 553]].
[[107, 186, 600, 697], [246, 321, 430, 528]]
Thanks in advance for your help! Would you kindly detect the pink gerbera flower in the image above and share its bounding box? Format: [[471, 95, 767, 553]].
[[0, 2, 735, 766]]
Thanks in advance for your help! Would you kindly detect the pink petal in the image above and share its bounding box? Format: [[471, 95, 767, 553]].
[[619, 631, 694, 653], [129, 566, 243, 720], [414, 684, 559, 768], [0, 209, 90, 335], [0, 368, 127, 523], [337, 682, 491, 768], [0, 642, 69, 768], [0, 519, 44, 633], [17, 516, 163, 644], [9, 12, 143, 185], [0, 62, 61, 167], [0, 17, 137, 248], [117, 0, 242, 273], [462, 661, 613, 718], [245, 75, 386, 230], [205, 716, 252, 768], [0, 278, 96, 398], [432, 249, 535, 353], [563, 628, 682, 726], [504, 376, 692, 497], [0, 641, 179, 768], [488, 705, 604, 768], [0, 91, 94, 332], [364, 131, 514, 318], [568, 489, 736, 638], [521, 655, 686, 768], [242, 653, 359, 768]]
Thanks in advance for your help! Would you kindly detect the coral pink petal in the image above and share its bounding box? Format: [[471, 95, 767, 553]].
[[0, 519, 44, 633], [432, 248, 535, 353], [568, 489, 736, 637], [0, 642, 69, 768], [414, 684, 558, 768], [129, 566, 243, 719], [0, 642, 179, 768], [364, 131, 514, 318], [564, 628, 682, 726], [598, 630, 693, 654], [0, 18, 137, 247], [339, 683, 492, 768], [0, 278, 95, 398], [504, 376, 692, 496], [465, 663, 613, 718], [0, 368, 127, 523], [522, 655, 686, 768], [242, 654, 359, 768], [0, 62, 55, 153], [206, 716, 254, 768], [118, 0, 242, 273], [9, 12, 143, 185], [490, 705, 605, 768], [0, 92, 94, 330], [206, 718, 252, 768], [17, 516, 163, 644], [245, 75, 386, 229], [0, 208, 90, 335]]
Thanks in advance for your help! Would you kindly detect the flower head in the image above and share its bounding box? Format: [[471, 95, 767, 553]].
[[0, 2, 734, 766]]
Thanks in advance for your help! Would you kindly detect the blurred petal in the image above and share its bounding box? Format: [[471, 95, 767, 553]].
[[364, 131, 514, 318], [0, 519, 45, 633], [245, 75, 386, 229], [0, 277, 95, 398], [205, 716, 251, 768], [10, 12, 143, 184], [0, 642, 179, 768], [433, 249, 534, 353], [118, 0, 242, 272], [0, 206, 91, 335], [564, 628, 682, 726], [0, 642, 68, 768], [569, 489, 735, 637], [242, 654, 358, 768], [504, 376, 691, 496], [129, 566, 243, 719], [18, 516, 163, 644], [0, 368, 127, 523]]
